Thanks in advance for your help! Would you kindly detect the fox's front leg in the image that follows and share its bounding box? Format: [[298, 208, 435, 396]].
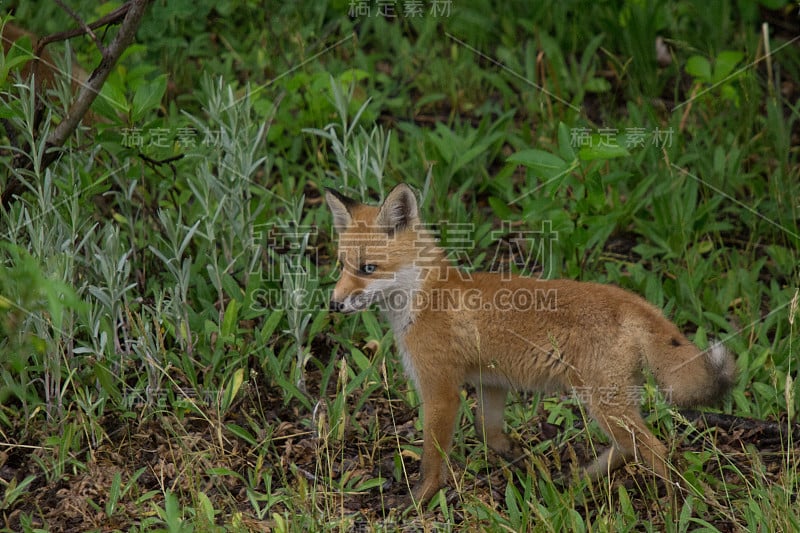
[[413, 377, 461, 503]]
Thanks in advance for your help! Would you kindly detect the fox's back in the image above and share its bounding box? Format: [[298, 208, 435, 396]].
[[407, 272, 682, 391]]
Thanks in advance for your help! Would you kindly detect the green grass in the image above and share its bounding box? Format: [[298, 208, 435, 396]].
[[1, 0, 799, 530]]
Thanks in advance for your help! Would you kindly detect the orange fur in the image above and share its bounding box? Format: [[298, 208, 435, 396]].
[[326, 184, 737, 503]]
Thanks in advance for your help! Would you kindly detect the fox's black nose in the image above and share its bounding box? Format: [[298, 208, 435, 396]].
[[329, 300, 344, 313]]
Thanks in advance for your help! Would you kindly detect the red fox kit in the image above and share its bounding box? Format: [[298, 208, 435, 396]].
[[326, 183, 737, 502]]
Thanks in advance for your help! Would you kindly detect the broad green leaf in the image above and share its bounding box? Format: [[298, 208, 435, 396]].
[[361, 311, 382, 339], [557, 122, 576, 161], [221, 299, 240, 338], [579, 33, 606, 78], [308, 309, 329, 339], [453, 140, 496, 174], [354, 476, 386, 491], [415, 92, 446, 109], [488, 196, 513, 219], [196, 492, 216, 523], [94, 361, 122, 403], [0, 35, 33, 85], [685, 55, 711, 82], [206, 467, 242, 479], [584, 77, 611, 93], [225, 423, 257, 445], [578, 135, 630, 160], [507, 149, 568, 179], [261, 309, 284, 339], [350, 347, 372, 371], [721, 84, 740, 105], [132, 74, 167, 121], [713, 50, 744, 83], [0, 101, 21, 119], [338, 68, 369, 84], [93, 79, 130, 121], [106, 471, 122, 516], [221, 368, 245, 411]]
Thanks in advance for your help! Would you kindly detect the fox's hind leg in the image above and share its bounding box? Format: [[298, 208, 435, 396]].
[[584, 395, 672, 483], [475, 384, 513, 455]]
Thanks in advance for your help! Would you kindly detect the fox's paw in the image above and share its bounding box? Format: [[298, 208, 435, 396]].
[[486, 434, 526, 465], [501, 441, 527, 464], [484, 431, 517, 453], [411, 479, 445, 505]]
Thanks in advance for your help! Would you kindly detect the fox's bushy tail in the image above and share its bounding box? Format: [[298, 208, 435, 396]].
[[648, 339, 737, 407]]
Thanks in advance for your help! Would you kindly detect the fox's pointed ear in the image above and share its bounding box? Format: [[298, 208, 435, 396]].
[[376, 183, 419, 234], [325, 188, 357, 234]]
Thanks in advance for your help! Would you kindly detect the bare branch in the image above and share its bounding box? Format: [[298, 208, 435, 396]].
[[53, 0, 103, 51], [2, 0, 153, 208], [46, 0, 151, 154], [34, 3, 132, 54]]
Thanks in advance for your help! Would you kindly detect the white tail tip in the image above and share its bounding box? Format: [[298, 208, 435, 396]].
[[707, 341, 737, 395], [709, 342, 728, 369]]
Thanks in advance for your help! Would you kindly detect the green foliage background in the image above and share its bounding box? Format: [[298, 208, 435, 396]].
[[0, 0, 798, 530]]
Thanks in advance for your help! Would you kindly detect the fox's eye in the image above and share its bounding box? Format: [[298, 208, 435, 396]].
[[359, 263, 377, 275]]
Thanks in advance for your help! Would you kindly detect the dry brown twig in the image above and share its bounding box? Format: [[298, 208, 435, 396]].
[[1, 0, 153, 209], [34, 3, 134, 55]]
